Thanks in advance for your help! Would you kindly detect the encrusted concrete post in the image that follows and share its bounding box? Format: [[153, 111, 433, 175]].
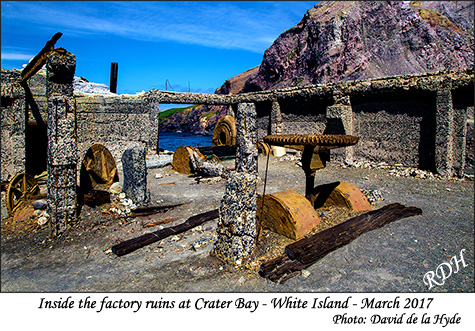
[[212, 172, 258, 265], [213, 102, 258, 265], [235, 102, 258, 173], [46, 48, 77, 235], [122, 146, 148, 205], [435, 89, 454, 177], [270, 100, 283, 135], [453, 105, 468, 177], [144, 95, 160, 153], [325, 94, 354, 163], [1, 70, 26, 182]]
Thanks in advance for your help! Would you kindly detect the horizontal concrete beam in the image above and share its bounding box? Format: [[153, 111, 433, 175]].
[[144, 69, 473, 105]]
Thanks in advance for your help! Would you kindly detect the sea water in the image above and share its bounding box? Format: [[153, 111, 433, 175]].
[[158, 131, 213, 152]]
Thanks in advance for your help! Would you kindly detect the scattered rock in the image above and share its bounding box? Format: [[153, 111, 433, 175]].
[[190, 236, 213, 251], [343, 160, 463, 181], [361, 189, 384, 204], [32, 199, 47, 210], [32, 209, 43, 217]]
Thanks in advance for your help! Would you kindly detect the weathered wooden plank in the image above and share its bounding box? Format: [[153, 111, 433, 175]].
[[143, 217, 181, 228], [285, 203, 422, 265], [130, 202, 186, 217], [259, 203, 422, 283], [21, 32, 63, 83], [111, 209, 219, 256]]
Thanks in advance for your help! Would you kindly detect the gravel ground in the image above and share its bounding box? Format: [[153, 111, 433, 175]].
[[1, 153, 473, 293]]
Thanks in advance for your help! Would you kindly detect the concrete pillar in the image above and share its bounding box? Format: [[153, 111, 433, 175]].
[[452, 104, 468, 177], [122, 146, 148, 205], [235, 102, 258, 173], [145, 95, 160, 153], [46, 48, 77, 235], [435, 89, 454, 177], [325, 94, 354, 163], [211, 172, 258, 265], [270, 100, 283, 135], [1, 70, 26, 182], [213, 102, 258, 265]]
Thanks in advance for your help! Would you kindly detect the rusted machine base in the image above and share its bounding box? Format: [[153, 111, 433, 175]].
[[308, 181, 371, 212], [257, 190, 321, 240], [171, 146, 206, 174]]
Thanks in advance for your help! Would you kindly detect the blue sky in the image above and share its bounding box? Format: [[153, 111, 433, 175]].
[[1, 1, 316, 101]]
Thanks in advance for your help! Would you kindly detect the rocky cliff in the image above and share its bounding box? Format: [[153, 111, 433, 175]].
[[243, 0, 474, 91]]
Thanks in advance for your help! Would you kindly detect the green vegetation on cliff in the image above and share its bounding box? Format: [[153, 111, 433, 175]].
[[158, 104, 196, 120]]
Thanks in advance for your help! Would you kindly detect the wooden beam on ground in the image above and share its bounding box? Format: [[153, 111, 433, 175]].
[[198, 145, 236, 160], [21, 32, 63, 83], [143, 217, 181, 228], [129, 202, 186, 217], [111, 209, 219, 256], [259, 203, 422, 284]]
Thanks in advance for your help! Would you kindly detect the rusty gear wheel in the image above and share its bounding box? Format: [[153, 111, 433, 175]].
[[264, 134, 358, 149]]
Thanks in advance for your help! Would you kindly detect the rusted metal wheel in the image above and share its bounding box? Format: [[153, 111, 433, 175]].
[[6, 172, 40, 216], [256, 141, 271, 156], [80, 144, 119, 191], [212, 115, 236, 146]]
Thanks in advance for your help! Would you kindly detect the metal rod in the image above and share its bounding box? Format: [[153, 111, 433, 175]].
[[110, 62, 118, 93]]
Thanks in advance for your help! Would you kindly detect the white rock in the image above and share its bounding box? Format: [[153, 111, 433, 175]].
[[110, 182, 122, 194], [38, 216, 48, 226], [271, 146, 287, 157]]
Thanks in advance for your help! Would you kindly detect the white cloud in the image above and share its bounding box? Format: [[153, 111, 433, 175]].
[[1, 1, 315, 53], [1, 52, 34, 61]]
